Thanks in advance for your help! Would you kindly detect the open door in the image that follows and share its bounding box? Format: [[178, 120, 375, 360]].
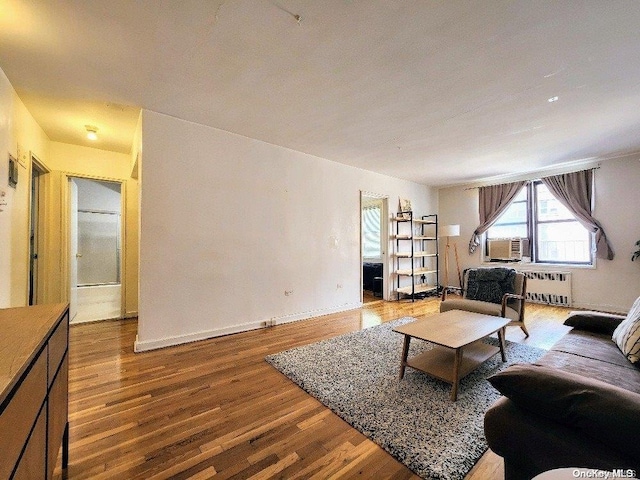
[[69, 178, 78, 321]]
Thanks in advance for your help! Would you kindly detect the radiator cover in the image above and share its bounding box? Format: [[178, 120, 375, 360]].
[[520, 270, 572, 307]]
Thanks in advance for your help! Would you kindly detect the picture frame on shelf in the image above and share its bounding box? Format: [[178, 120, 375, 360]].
[[398, 198, 412, 219]]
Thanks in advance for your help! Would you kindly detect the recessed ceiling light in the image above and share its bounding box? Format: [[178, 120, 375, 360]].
[[547, 96, 559, 103], [85, 125, 98, 140]]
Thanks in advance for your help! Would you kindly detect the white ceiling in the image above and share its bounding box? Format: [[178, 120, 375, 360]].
[[1, 0, 640, 186]]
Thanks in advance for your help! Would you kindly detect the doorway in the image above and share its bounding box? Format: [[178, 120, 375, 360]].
[[69, 177, 123, 323], [361, 192, 388, 303], [29, 155, 48, 306]]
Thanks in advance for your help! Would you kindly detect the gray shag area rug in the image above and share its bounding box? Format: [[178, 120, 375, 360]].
[[265, 317, 545, 480]]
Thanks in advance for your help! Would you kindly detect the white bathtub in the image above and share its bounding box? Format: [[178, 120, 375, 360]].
[[73, 284, 121, 324]]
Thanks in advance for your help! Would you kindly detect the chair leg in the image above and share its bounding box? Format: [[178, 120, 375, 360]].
[[520, 323, 529, 338]]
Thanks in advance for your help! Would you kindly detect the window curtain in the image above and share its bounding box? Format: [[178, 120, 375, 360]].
[[541, 169, 614, 260], [468, 181, 527, 254]]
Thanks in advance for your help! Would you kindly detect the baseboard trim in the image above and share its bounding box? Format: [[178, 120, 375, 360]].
[[570, 301, 628, 315], [70, 315, 122, 325], [133, 302, 363, 353], [134, 320, 265, 352], [274, 302, 363, 325]]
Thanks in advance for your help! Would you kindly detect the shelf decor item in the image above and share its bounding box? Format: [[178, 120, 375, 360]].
[[398, 198, 412, 219]]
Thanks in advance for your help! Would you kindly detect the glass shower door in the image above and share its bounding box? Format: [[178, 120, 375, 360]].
[[77, 210, 121, 286]]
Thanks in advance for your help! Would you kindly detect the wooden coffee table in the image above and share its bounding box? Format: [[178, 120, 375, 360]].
[[393, 310, 510, 401]]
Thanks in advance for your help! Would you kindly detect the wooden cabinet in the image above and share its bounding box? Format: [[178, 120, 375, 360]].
[[0, 303, 69, 480], [393, 212, 439, 301]]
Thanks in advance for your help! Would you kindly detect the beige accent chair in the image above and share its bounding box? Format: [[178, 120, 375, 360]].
[[440, 268, 529, 337]]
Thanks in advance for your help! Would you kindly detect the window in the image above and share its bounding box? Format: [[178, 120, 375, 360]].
[[486, 188, 528, 239], [487, 182, 593, 264], [362, 204, 382, 259]]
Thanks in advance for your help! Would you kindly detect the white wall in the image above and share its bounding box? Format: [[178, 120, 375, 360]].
[[438, 155, 640, 313], [136, 110, 436, 351], [48, 142, 132, 178], [0, 67, 50, 307], [0, 69, 14, 307]]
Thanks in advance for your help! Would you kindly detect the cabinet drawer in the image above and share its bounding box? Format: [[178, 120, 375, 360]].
[[0, 349, 47, 479], [48, 313, 68, 387], [47, 354, 69, 479], [13, 404, 47, 480]]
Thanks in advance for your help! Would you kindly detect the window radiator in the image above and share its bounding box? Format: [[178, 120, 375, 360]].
[[520, 270, 572, 307]]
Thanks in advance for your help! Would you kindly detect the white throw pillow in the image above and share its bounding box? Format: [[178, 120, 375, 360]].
[[612, 296, 640, 364]]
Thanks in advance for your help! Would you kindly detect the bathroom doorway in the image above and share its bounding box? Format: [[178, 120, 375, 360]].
[[69, 177, 122, 323]]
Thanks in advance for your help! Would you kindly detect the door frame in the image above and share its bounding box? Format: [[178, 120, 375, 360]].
[[27, 153, 50, 305], [360, 191, 389, 302], [63, 173, 127, 319]]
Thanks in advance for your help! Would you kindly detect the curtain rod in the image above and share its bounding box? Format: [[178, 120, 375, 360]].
[[462, 165, 600, 191]]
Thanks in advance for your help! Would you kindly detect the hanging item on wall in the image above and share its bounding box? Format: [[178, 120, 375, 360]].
[[8, 154, 18, 188], [398, 197, 412, 218]]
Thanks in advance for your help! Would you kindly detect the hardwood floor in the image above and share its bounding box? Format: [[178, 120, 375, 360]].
[[362, 291, 379, 304], [55, 299, 572, 480]]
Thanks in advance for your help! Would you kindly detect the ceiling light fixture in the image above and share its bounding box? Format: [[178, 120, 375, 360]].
[[85, 125, 98, 140], [547, 96, 559, 103]]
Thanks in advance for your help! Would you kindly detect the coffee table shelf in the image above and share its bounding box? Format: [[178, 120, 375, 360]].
[[405, 342, 501, 384]]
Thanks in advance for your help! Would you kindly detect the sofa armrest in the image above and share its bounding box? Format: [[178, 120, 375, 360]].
[[488, 364, 640, 462], [564, 310, 626, 335], [485, 397, 639, 480]]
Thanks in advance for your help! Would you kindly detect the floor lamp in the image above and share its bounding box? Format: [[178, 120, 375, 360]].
[[441, 224, 462, 289]]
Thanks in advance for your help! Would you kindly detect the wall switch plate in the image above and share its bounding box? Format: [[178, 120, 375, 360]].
[[16, 144, 27, 166], [8, 154, 18, 188]]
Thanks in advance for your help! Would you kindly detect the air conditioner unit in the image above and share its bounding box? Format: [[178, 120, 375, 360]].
[[488, 238, 523, 261]]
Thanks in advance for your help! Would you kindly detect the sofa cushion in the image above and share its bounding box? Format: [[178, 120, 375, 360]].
[[487, 363, 640, 461], [550, 330, 639, 371], [612, 296, 640, 364], [536, 350, 640, 394], [564, 311, 625, 335], [439, 298, 519, 322]]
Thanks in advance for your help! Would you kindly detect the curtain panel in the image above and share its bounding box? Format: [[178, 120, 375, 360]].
[[468, 181, 527, 254], [541, 169, 614, 260]]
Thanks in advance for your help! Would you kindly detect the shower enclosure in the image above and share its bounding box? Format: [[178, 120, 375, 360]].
[[71, 178, 122, 323]]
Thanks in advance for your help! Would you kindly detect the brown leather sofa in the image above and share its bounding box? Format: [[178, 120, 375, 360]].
[[484, 310, 640, 480]]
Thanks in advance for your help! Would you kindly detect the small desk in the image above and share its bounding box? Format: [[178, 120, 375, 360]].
[[393, 310, 509, 401]]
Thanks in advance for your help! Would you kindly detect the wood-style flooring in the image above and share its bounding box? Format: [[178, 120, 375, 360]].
[[55, 298, 573, 480]]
